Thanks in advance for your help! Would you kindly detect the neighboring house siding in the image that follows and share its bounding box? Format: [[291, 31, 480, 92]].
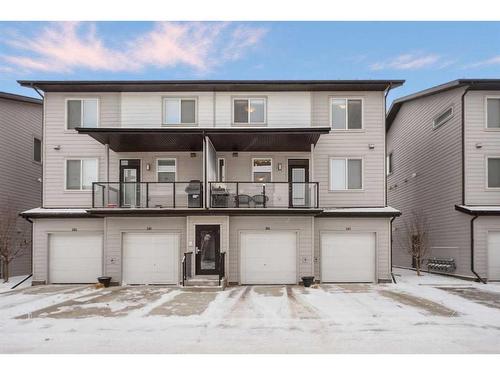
[[387, 87, 473, 276], [43, 93, 119, 207], [314, 217, 391, 281], [0, 97, 42, 277], [464, 90, 500, 205], [312, 91, 386, 207]]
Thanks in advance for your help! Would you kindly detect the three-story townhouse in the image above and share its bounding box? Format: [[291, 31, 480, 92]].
[[387, 79, 500, 282], [20, 80, 403, 286]]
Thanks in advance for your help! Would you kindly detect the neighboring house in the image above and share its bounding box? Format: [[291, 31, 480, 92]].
[[19, 79, 403, 286], [0, 92, 42, 278], [387, 79, 500, 282]]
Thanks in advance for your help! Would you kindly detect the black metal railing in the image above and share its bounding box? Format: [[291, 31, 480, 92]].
[[92, 181, 203, 209], [182, 252, 193, 286], [208, 181, 319, 209], [218, 252, 226, 286]]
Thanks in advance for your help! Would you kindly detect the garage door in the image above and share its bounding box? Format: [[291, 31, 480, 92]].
[[321, 232, 376, 283], [488, 232, 500, 281], [122, 233, 179, 285], [240, 231, 297, 284], [49, 232, 103, 283]]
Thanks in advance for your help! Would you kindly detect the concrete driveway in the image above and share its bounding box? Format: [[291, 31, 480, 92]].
[[1, 269, 500, 353]]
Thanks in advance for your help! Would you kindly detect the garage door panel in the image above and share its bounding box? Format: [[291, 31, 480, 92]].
[[321, 232, 375, 283], [49, 233, 103, 284], [122, 233, 179, 285], [488, 232, 500, 281], [241, 231, 297, 284]]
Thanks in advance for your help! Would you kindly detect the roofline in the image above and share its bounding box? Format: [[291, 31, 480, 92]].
[[0, 91, 42, 105], [75, 127, 332, 135], [386, 79, 500, 130], [18, 79, 404, 93], [455, 205, 500, 216]]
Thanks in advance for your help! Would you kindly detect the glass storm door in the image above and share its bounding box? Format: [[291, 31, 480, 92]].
[[120, 159, 141, 207], [288, 159, 309, 207], [195, 225, 221, 275]]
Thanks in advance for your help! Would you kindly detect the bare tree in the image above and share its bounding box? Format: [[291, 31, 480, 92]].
[[0, 210, 30, 282], [403, 210, 430, 276]]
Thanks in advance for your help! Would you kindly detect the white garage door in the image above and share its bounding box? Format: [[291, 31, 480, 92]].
[[321, 232, 376, 283], [122, 233, 179, 285], [240, 231, 297, 284], [488, 232, 500, 281], [49, 232, 103, 283]]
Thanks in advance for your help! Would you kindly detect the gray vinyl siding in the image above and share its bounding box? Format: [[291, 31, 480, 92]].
[[31, 218, 104, 283], [312, 91, 386, 207], [43, 93, 119, 208], [314, 217, 391, 281], [387, 86, 474, 276], [104, 217, 186, 283], [0, 97, 42, 277], [228, 216, 313, 283], [464, 91, 500, 205]]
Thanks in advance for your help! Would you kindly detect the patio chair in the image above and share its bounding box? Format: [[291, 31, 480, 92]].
[[252, 194, 269, 207], [235, 194, 252, 207]]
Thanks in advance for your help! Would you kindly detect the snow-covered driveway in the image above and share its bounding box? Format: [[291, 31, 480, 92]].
[[1, 269, 500, 354]]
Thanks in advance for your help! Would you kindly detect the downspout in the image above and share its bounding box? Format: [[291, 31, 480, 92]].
[[29, 84, 44, 207], [384, 85, 391, 207], [18, 215, 34, 288], [390, 216, 397, 283], [461, 85, 471, 205], [470, 215, 487, 284]]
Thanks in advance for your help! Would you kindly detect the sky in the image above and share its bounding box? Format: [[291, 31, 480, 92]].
[[1, 21, 500, 104]]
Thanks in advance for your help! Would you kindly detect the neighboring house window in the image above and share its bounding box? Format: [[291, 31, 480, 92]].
[[218, 158, 226, 181], [433, 107, 453, 129], [252, 158, 272, 182], [330, 158, 363, 190], [331, 98, 362, 130], [163, 98, 196, 125], [387, 152, 393, 175], [487, 157, 500, 188], [67, 99, 98, 129], [233, 98, 266, 124], [157, 159, 176, 182], [66, 159, 98, 190], [487, 98, 500, 129], [33, 137, 42, 163]]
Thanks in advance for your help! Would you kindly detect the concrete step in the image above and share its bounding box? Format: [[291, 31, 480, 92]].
[[183, 277, 227, 291], [185, 278, 221, 287], [182, 285, 225, 292]]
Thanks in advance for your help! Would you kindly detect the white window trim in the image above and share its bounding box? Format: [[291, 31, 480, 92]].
[[33, 136, 42, 164], [162, 97, 198, 126], [217, 158, 226, 182], [329, 97, 364, 131], [329, 157, 364, 191], [484, 96, 500, 130], [64, 158, 99, 192], [486, 155, 500, 190], [64, 98, 100, 130], [156, 158, 177, 182], [232, 97, 267, 125], [432, 106, 454, 129], [252, 157, 273, 182], [386, 152, 393, 176]]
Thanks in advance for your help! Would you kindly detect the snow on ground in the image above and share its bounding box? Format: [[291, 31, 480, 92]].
[[0, 275, 32, 293], [1, 269, 500, 354]]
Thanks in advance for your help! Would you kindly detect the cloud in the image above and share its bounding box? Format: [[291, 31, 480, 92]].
[[464, 56, 500, 68], [0, 22, 268, 74], [369, 52, 444, 71]]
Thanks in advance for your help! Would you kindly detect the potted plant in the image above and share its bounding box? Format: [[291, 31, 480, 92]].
[[301, 276, 315, 287], [97, 276, 112, 288]]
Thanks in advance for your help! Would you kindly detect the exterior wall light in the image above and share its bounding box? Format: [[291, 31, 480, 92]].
[[368, 144, 375, 149]]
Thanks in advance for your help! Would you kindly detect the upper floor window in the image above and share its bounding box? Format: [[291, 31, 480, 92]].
[[487, 98, 500, 129], [66, 158, 98, 190], [331, 98, 362, 130], [67, 99, 98, 129], [157, 158, 176, 182], [387, 152, 393, 175], [252, 158, 272, 182], [487, 157, 500, 188], [163, 98, 196, 125], [433, 107, 453, 129], [330, 158, 363, 190], [233, 98, 266, 124], [33, 137, 41, 163], [218, 158, 226, 182]]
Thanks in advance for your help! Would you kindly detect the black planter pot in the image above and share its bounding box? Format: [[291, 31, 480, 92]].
[[301, 276, 315, 287], [97, 276, 112, 287]]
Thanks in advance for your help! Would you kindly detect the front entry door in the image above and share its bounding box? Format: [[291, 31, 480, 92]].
[[120, 159, 141, 207], [288, 159, 309, 207], [195, 225, 221, 275]]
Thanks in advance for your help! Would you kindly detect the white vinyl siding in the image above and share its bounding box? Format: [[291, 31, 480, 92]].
[[156, 158, 176, 182], [233, 98, 266, 124], [330, 98, 362, 130], [66, 99, 98, 129], [486, 98, 500, 129], [487, 157, 500, 188], [163, 98, 197, 125], [252, 158, 272, 182], [65, 159, 98, 190], [329, 158, 363, 190]]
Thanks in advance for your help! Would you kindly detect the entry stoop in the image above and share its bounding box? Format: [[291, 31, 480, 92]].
[[182, 275, 227, 291]]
